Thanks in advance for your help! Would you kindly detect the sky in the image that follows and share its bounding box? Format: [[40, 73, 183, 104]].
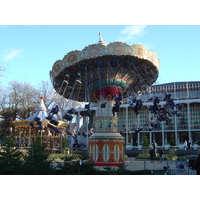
[[1, 24, 199, 195], [1, 0, 200, 196], [0, 25, 200, 87]]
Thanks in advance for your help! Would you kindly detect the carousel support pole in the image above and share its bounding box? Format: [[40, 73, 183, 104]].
[[150, 131, 152, 148], [86, 116, 89, 148], [125, 106, 129, 145], [40, 129, 43, 145], [60, 135, 63, 154], [137, 115, 140, 148], [32, 127, 36, 146], [19, 131, 22, 148], [50, 135, 52, 154], [28, 128, 31, 147], [25, 129, 27, 147]]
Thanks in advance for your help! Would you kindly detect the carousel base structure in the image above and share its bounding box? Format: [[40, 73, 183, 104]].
[[89, 132, 125, 166]]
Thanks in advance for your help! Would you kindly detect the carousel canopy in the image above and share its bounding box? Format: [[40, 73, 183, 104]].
[[27, 97, 48, 121], [13, 97, 69, 129], [50, 34, 160, 102]]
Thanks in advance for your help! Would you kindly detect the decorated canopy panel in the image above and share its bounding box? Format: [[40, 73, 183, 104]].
[[50, 41, 160, 102]]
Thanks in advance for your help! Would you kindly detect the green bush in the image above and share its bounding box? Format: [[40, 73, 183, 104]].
[[102, 164, 134, 175], [163, 154, 178, 160], [124, 154, 128, 160], [54, 160, 99, 175], [48, 153, 82, 161], [136, 154, 150, 159], [136, 153, 178, 160]]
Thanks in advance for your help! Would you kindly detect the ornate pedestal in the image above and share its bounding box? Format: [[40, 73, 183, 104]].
[[89, 98, 125, 166]]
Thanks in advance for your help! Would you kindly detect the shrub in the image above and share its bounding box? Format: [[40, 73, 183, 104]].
[[124, 154, 128, 160], [163, 154, 178, 160], [136, 154, 150, 159], [48, 153, 82, 161], [102, 164, 134, 175]]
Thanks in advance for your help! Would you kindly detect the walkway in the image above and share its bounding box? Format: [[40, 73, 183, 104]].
[[125, 157, 175, 171], [95, 158, 197, 175], [125, 158, 196, 174]]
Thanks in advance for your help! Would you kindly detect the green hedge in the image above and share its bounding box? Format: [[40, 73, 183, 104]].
[[135, 154, 178, 160], [48, 153, 82, 161]]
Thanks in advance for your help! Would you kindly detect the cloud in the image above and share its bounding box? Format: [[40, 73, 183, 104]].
[[4, 48, 22, 60], [119, 25, 147, 42]]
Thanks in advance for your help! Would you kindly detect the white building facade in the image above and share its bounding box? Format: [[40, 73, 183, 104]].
[[75, 81, 200, 150]]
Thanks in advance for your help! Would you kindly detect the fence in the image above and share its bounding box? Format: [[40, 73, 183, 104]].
[[168, 168, 196, 175]]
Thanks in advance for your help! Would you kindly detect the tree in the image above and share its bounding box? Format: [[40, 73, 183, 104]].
[[9, 81, 40, 119], [0, 134, 23, 175], [142, 134, 149, 147], [0, 81, 39, 120], [36, 80, 54, 109], [21, 136, 53, 175], [0, 79, 82, 133], [52, 92, 84, 119], [56, 160, 98, 175], [169, 134, 176, 155], [0, 62, 6, 83], [142, 134, 149, 156], [0, 81, 39, 133], [0, 108, 17, 134], [169, 134, 176, 146], [0, 80, 55, 132]]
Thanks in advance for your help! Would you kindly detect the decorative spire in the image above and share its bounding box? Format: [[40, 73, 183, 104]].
[[37, 97, 47, 111], [27, 97, 48, 121], [98, 33, 107, 46]]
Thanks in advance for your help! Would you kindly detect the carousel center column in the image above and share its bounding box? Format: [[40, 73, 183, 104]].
[[89, 95, 125, 166]]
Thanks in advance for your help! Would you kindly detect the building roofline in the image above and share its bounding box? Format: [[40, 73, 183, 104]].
[[153, 81, 200, 87]]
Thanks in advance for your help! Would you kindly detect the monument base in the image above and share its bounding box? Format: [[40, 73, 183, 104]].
[[94, 162, 124, 166], [89, 132, 125, 166]]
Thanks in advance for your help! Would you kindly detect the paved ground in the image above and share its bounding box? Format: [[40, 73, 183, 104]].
[[95, 157, 187, 171], [125, 157, 177, 171]]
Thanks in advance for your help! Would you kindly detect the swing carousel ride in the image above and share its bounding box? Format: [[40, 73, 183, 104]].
[[50, 33, 160, 166]]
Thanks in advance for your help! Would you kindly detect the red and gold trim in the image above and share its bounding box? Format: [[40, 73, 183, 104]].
[[94, 86, 122, 98]]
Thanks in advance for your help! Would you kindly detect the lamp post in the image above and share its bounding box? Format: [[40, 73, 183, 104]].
[[79, 159, 82, 174]]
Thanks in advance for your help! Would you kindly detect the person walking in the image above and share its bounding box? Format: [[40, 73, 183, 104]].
[[159, 147, 164, 162]]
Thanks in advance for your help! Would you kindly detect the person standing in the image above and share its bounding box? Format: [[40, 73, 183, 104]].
[[187, 141, 191, 150], [159, 147, 164, 162], [195, 153, 200, 175], [183, 140, 187, 150], [150, 147, 155, 161], [152, 140, 158, 155]]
